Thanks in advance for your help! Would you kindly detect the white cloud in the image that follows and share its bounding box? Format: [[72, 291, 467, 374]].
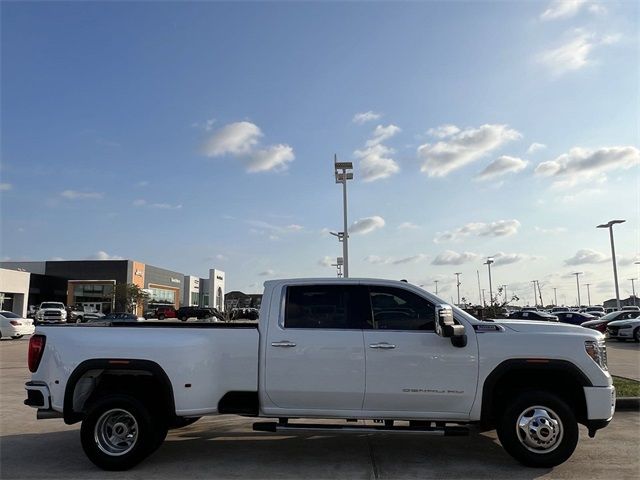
[[215, 254, 228, 261], [417, 124, 522, 177], [202, 121, 262, 157], [350, 216, 386, 235], [540, 0, 592, 20], [136, 180, 149, 187], [527, 143, 547, 154], [535, 146, 639, 186], [132, 199, 147, 206], [476, 156, 528, 181], [434, 219, 521, 243], [352, 111, 382, 124], [87, 251, 123, 260], [247, 220, 304, 236], [258, 269, 276, 276], [432, 250, 479, 265], [564, 248, 609, 265], [364, 255, 389, 265], [491, 252, 529, 266], [318, 256, 334, 267], [364, 253, 428, 265], [245, 144, 295, 173], [149, 202, 182, 210], [355, 124, 401, 182], [535, 226, 568, 234], [537, 30, 619, 76], [398, 222, 419, 230], [202, 121, 294, 173], [0, 183, 12, 191], [192, 118, 216, 131], [355, 144, 400, 182], [61, 190, 103, 200], [427, 124, 461, 138], [619, 254, 640, 266]]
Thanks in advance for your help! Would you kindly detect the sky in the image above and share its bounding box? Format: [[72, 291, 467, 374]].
[[1, 1, 639, 306]]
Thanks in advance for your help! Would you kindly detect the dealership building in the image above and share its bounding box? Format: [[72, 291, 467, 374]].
[[0, 260, 225, 316]]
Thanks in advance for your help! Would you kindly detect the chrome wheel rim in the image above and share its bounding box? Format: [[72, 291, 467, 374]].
[[516, 405, 563, 453], [94, 408, 138, 456]]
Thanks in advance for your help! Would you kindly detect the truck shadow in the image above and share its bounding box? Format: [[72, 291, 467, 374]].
[[0, 424, 552, 479]]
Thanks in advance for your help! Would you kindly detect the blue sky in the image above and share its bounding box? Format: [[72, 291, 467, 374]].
[[1, 1, 638, 305]]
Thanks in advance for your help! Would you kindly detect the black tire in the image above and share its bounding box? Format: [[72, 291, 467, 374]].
[[80, 394, 160, 471], [497, 390, 578, 468], [76, 316, 83, 323], [12, 335, 23, 339], [180, 316, 188, 321], [158, 315, 165, 320], [634, 327, 639, 343], [169, 417, 201, 429]]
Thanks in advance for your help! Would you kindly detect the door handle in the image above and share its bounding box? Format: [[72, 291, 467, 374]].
[[369, 343, 396, 349], [271, 341, 297, 348]]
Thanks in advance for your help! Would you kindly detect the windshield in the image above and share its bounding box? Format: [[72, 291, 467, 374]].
[[40, 303, 64, 309], [0, 311, 21, 319]]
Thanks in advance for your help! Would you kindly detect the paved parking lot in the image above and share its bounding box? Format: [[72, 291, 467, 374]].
[[1, 337, 639, 479]]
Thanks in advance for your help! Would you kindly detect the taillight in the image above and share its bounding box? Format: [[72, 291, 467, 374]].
[[9, 320, 21, 326], [28, 335, 46, 373]]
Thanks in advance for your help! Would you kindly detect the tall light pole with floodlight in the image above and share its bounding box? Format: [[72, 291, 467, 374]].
[[585, 283, 591, 306], [434, 280, 439, 296], [484, 258, 494, 307], [572, 272, 583, 307], [455, 272, 462, 306], [531, 281, 538, 307], [553, 287, 558, 306], [629, 278, 637, 306], [597, 219, 625, 310], [334, 155, 353, 278]]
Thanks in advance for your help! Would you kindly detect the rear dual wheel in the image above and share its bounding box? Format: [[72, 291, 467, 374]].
[[80, 394, 167, 471]]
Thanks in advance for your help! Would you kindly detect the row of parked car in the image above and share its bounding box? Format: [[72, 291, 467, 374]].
[[506, 305, 640, 342]]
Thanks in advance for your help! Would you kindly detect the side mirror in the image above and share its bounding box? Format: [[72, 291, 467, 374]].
[[435, 304, 467, 347]]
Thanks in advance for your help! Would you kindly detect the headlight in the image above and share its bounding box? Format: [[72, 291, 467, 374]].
[[585, 340, 608, 371], [61, 311, 67, 318]]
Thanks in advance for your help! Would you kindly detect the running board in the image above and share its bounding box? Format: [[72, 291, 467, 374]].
[[253, 422, 468, 436]]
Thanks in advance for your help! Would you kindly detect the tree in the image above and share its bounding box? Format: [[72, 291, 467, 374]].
[[113, 283, 150, 313]]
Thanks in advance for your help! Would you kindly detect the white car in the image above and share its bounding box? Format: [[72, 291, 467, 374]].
[[606, 318, 640, 342], [0, 311, 35, 339]]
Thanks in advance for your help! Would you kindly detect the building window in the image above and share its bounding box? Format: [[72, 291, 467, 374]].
[[191, 292, 199, 305], [202, 294, 210, 307], [217, 287, 223, 310], [148, 287, 176, 305]]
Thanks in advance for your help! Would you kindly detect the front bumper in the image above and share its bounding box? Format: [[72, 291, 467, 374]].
[[584, 385, 616, 420]]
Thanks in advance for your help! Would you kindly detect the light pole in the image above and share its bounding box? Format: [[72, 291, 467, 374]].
[[334, 155, 353, 278], [585, 283, 591, 306], [331, 257, 344, 278], [502, 284, 508, 303], [553, 287, 558, 306], [455, 272, 462, 306], [482, 288, 486, 307], [629, 278, 637, 306], [434, 280, 439, 296], [484, 258, 494, 307], [597, 219, 625, 310], [531, 281, 538, 307], [572, 272, 583, 307]]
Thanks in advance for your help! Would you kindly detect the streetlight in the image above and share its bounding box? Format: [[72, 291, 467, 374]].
[[455, 272, 462, 306], [331, 257, 344, 278], [334, 155, 353, 278], [585, 283, 591, 306], [572, 272, 583, 307], [597, 219, 625, 310], [552, 287, 558, 306], [434, 280, 439, 295], [531, 281, 538, 307], [484, 258, 494, 307], [629, 278, 638, 306]]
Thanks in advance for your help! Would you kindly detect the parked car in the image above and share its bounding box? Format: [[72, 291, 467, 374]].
[[35, 302, 67, 324], [144, 305, 177, 320], [0, 311, 35, 339], [507, 310, 559, 322], [580, 310, 640, 333], [70, 306, 105, 323], [88, 313, 143, 323], [606, 317, 640, 342], [585, 306, 605, 317], [621, 305, 640, 312], [551, 307, 570, 313], [556, 311, 596, 325], [175, 306, 217, 321]]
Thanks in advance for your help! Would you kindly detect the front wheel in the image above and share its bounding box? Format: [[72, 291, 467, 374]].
[[158, 315, 165, 320], [497, 391, 578, 468], [634, 327, 639, 343], [11, 335, 23, 339], [80, 394, 161, 471]]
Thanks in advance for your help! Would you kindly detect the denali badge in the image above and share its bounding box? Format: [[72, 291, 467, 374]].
[[403, 388, 464, 394]]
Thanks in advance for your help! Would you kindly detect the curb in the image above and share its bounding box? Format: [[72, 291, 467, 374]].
[[615, 397, 640, 411]]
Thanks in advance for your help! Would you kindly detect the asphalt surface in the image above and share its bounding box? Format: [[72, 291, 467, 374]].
[[1, 337, 639, 479]]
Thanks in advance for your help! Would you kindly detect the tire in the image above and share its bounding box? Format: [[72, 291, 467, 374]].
[[169, 417, 201, 429], [497, 390, 578, 468], [158, 315, 165, 320], [76, 316, 83, 324], [180, 316, 188, 321], [80, 394, 161, 471], [12, 335, 23, 339]]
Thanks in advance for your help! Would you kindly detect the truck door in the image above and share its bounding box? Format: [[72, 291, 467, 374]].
[[264, 284, 368, 411], [362, 285, 478, 415]]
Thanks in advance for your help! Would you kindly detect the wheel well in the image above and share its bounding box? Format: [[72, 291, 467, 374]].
[[481, 361, 590, 429], [64, 359, 175, 424]]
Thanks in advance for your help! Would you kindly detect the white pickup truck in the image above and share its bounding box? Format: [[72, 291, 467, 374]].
[[24, 278, 615, 471]]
